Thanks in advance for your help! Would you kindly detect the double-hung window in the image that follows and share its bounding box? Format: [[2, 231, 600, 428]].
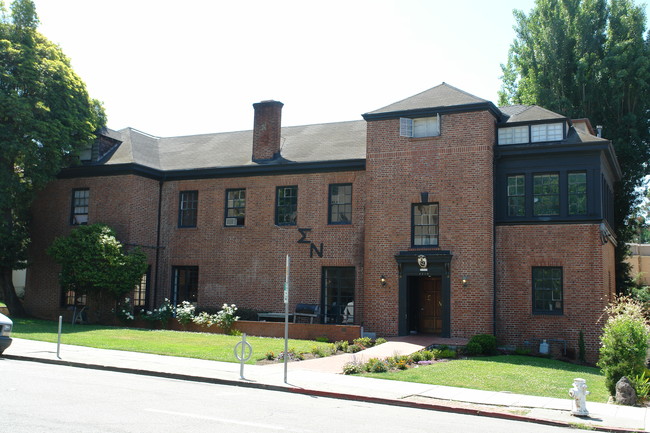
[[225, 188, 246, 227], [178, 191, 198, 228], [329, 184, 352, 224], [276, 186, 297, 225], [507, 175, 525, 216], [70, 188, 89, 225], [568, 172, 587, 215], [532, 267, 563, 314], [412, 203, 439, 246], [533, 174, 559, 216]]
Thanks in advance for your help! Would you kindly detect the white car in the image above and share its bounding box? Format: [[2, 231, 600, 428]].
[[0, 312, 12, 355]]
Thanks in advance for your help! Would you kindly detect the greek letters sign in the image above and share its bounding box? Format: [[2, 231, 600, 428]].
[[297, 228, 324, 258]]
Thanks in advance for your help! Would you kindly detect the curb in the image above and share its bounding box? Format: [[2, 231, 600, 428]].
[[4, 354, 642, 433]]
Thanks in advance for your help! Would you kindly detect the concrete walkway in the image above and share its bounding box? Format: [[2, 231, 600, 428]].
[[4, 337, 649, 432]]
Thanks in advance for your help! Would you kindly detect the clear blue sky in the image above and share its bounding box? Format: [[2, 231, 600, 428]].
[[30, 0, 649, 137]]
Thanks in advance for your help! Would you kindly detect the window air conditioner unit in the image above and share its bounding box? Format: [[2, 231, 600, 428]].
[[225, 217, 238, 226]]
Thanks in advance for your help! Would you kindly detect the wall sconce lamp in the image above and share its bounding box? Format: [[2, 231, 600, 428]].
[[462, 277, 469, 288], [380, 275, 387, 286]]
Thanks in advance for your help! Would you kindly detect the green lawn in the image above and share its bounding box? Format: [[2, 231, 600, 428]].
[[12, 318, 609, 402], [12, 318, 330, 364], [363, 355, 608, 402]]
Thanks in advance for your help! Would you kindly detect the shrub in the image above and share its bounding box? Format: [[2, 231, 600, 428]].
[[192, 311, 217, 327], [411, 351, 423, 363], [465, 341, 483, 356], [439, 349, 457, 359], [374, 337, 387, 345], [342, 362, 362, 375], [115, 297, 134, 323], [175, 301, 195, 325], [421, 350, 434, 361], [467, 334, 497, 355], [632, 371, 650, 402], [214, 303, 240, 334], [140, 298, 174, 327], [514, 347, 531, 356], [578, 330, 586, 363], [347, 343, 363, 353], [365, 358, 388, 373], [315, 336, 329, 343], [334, 340, 349, 352], [597, 296, 650, 396], [354, 337, 373, 348]]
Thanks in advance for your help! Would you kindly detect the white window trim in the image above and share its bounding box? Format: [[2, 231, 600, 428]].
[[400, 114, 440, 138]]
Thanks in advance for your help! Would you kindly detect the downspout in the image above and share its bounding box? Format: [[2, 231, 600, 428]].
[[153, 177, 165, 307], [492, 145, 498, 337]]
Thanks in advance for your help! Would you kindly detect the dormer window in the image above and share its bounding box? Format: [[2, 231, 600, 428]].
[[498, 122, 565, 145], [531, 123, 563, 142], [400, 115, 440, 138], [498, 126, 529, 145]]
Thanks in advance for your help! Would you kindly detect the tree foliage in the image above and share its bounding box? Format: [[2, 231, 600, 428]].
[[499, 0, 650, 291], [0, 0, 105, 315], [47, 224, 147, 302]]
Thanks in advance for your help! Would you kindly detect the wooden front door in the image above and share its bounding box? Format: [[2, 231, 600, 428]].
[[418, 277, 442, 334]]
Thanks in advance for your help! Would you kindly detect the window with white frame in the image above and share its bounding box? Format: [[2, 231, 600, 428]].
[[400, 115, 440, 138], [498, 126, 529, 145], [531, 123, 563, 142]]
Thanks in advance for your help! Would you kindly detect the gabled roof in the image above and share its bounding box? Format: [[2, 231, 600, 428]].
[[366, 83, 488, 115], [499, 105, 566, 123]]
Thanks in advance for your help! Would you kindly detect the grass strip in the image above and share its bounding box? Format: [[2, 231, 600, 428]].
[[12, 318, 330, 364], [363, 355, 608, 402]]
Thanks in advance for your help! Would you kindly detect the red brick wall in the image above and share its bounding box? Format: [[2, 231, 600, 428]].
[[363, 111, 496, 338], [496, 224, 613, 362], [157, 171, 366, 315], [25, 175, 160, 318], [24, 170, 366, 322]]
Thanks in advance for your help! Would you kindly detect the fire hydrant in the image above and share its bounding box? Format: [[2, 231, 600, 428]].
[[569, 378, 590, 416]]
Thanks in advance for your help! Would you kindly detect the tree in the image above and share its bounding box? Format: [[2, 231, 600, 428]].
[[0, 0, 105, 316], [47, 224, 148, 316], [499, 0, 650, 292]]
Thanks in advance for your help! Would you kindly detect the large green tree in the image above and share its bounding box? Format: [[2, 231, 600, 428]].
[[48, 224, 148, 315], [499, 0, 650, 291], [0, 0, 105, 316]]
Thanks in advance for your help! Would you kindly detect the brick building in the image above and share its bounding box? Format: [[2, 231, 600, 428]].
[[24, 83, 620, 361]]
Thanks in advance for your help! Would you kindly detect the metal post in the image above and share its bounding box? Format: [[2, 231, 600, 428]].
[[284, 255, 290, 384], [57, 315, 62, 359]]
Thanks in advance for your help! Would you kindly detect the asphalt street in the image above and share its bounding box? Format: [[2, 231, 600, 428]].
[[3, 359, 574, 433]]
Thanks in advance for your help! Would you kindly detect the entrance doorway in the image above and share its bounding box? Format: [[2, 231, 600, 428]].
[[408, 276, 442, 334]]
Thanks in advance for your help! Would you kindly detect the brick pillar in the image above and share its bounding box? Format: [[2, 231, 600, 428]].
[[252, 100, 283, 162]]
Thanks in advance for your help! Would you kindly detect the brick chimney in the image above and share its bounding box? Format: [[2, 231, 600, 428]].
[[252, 100, 283, 162]]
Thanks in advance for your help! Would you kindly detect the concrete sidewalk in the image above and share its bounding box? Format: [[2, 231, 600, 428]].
[[4, 337, 649, 432]]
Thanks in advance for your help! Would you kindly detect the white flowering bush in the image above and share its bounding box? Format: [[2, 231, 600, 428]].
[[192, 311, 217, 327], [176, 301, 196, 325], [140, 298, 174, 327], [115, 297, 134, 323], [215, 303, 239, 333]]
